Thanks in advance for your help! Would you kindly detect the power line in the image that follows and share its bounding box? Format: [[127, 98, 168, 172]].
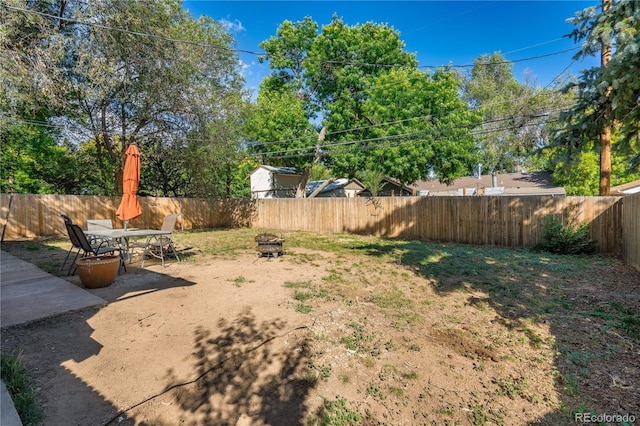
[[248, 109, 567, 159], [2, 2, 579, 154], [257, 116, 562, 161], [3, 105, 569, 158], [2, 2, 581, 73], [2, 93, 574, 154], [0, 2, 261, 56], [247, 57, 579, 149], [245, 88, 574, 149]]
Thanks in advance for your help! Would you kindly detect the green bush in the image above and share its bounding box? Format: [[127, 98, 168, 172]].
[[537, 215, 596, 255]]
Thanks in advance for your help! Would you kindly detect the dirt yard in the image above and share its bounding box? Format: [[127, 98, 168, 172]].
[[1, 229, 639, 425]]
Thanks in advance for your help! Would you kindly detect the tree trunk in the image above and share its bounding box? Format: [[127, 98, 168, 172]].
[[599, 0, 612, 196], [295, 126, 327, 198]]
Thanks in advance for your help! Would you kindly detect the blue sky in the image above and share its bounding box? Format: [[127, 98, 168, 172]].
[[182, 1, 601, 96]]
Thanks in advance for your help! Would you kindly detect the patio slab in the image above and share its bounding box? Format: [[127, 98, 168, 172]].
[[0, 251, 106, 329], [0, 251, 107, 426]]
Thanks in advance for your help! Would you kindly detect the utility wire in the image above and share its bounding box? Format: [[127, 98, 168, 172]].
[[2, 2, 581, 73], [248, 109, 567, 158], [3, 0, 580, 137], [260, 117, 562, 160], [247, 92, 573, 149], [2, 102, 573, 152], [2, 2, 579, 154], [1, 2, 261, 55]]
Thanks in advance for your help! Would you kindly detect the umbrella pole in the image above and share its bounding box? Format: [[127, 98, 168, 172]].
[[124, 220, 128, 231]]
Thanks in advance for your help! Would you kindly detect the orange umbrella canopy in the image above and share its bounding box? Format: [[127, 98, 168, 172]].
[[116, 143, 142, 222]]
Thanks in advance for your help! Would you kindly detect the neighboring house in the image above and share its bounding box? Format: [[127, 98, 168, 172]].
[[611, 179, 640, 196], [306, 178, 366, 198], [342, 178, 367, 198], [410, 171, 566, 196], [358, 177, 414, 197], [250, 165, 301, 199], [250, 165, 366, 198]]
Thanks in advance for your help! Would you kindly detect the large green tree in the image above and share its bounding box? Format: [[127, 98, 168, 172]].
[[180, 92, 252, 198], [1, 1, 77, 194], [329, 68, 479, 185], [0, 123, 78, 194], [542, 131, 640, 195], [463, 52, 573, 174], [553, 0, 640, 194], [2, 0, 246, 196], [250, 15, 479, 196]]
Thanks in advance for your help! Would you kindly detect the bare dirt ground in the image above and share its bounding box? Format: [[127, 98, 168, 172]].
[[1, 229, 639, 426]]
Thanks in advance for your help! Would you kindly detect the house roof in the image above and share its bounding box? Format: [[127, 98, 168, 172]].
[[611, 179, 640, 196], [250, 165, 300, 177], [369, 177, 414, 194], [410, 171, 566, 196], [305, 178, 349, 196], [343, 178, 366, 191]]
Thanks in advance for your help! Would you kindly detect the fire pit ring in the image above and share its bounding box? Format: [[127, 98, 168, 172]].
[[255, 233, 285, 258]]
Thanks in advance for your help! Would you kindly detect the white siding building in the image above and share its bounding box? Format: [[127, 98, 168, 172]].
[[250, 166, 301, 199]]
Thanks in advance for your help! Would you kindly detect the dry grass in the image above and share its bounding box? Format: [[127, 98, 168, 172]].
[[2, 228, 639, 425]]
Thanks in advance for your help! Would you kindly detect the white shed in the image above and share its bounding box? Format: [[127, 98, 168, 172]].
[[250, 165, 302, 199]]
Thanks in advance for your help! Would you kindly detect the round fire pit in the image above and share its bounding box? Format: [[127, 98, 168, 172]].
[[255, 233, 284, 258]]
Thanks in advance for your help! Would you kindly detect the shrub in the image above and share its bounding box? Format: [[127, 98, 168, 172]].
[[537, 215, 596, 255]]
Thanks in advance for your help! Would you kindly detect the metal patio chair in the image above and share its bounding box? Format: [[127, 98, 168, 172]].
[[86, 218, 114, 245], [141, 214, 180, 268], [60, 215, 81, 274], [67, 223, 125, 275]]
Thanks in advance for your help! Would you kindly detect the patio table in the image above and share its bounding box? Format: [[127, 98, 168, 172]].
[[85, 228, 171, 267]]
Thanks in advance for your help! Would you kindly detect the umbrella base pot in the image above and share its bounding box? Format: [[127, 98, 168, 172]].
[[76, 255, 120, 288]]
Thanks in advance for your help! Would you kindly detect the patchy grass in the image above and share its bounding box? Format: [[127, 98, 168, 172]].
[[307, 395, 360, 426], [2, 228, 639, 425], [0, 352, 43, 426]]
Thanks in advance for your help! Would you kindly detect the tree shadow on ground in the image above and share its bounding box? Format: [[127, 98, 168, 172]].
[[134, 307, 315, 426], [1, 309, 136, 425], [357, 238, 640, 425], [0, 242, 201, 426]]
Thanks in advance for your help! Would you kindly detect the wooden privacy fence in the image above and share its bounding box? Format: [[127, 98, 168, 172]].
[[252, 196, 625, 255], [0, 194, 255, 241], [622, 192, 640, 270], [1, 193, 636, 262]]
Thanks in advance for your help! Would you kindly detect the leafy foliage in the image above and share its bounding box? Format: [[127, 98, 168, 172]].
[[463, 52, 573, 174], [254, 15, 479, 190], [537, 215, 596, 255], [2, 0, 247, 196], [0, 123, 79, 194], [543, 136, 640, 195], [245, 76, 317, 171], [553, 0, 640, 175], [356, 169, 385, 197], [330, 68, 480, 185]]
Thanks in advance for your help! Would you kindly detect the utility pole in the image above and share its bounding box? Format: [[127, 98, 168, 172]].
[[599, 0, 612, 196]]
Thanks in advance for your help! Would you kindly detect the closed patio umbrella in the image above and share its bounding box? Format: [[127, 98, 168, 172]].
[[116, 143, 142, 229]]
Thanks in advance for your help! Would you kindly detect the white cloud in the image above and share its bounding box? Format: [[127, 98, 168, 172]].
[[219, 18, 245, 34], [238, 59, 250, 73]]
